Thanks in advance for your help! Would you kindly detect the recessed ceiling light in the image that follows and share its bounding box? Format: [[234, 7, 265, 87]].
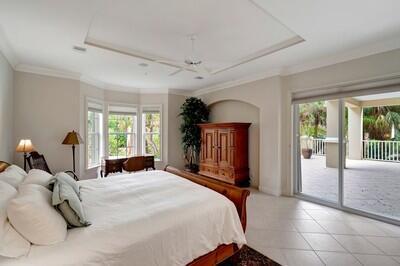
[[194, 76, 204, 80], [72, 45, 86, 53], [139, 63, 148, 67]]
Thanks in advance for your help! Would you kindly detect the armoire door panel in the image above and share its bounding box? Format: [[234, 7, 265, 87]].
[[218, 130, 229, 168], [204, 129, 215, 164]]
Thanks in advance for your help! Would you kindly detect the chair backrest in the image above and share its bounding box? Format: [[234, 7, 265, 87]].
[[0, 161, 10, 173], [27, 151, 53, 174]]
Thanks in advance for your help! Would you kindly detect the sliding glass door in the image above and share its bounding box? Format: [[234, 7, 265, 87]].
[[294, 92, 400, 224], [295, 100, 339, 203]]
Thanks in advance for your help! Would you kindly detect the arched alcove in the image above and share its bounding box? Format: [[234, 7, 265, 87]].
[[208, 100, 260, 187]]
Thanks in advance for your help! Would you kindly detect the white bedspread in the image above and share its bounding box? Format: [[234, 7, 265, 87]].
[[1, 170, 246, 266]]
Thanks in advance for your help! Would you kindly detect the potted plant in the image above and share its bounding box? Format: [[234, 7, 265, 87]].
[[301, 135, 313, 159], [179, 97, 209, 172]]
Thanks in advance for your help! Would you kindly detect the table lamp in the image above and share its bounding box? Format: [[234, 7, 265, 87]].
[[62, 130, 83, 172], [16, 139, 34, 171]]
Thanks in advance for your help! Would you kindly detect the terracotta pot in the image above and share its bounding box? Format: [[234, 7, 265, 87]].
[[302, 148, 313, 159]]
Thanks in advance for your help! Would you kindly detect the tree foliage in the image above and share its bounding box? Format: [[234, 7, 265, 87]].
[[179, 97, 209, 169], [363, 106, 400, 140], [299, 101, 327, 138]]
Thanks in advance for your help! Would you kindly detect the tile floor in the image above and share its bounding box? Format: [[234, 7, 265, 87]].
[[246, 189, 400, 266]]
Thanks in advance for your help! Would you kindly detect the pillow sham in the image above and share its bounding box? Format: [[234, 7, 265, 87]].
[[22, 169, 53, 188], [0, 165, 27, 188], [7, 184, 67, 245], [52, 178, 90, 227], [0, 181, 30, 258]]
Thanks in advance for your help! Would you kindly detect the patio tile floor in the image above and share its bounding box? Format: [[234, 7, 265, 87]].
[[301, 156, 400, 220]]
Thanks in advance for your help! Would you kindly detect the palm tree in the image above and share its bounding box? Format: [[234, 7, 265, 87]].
[[363, 106, 400, 140], [299, 101, 327, 138]]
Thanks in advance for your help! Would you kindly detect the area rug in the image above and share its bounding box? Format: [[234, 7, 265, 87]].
[[218, 245, 281, 266]]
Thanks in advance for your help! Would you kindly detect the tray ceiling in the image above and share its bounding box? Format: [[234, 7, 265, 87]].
[[0, 0, 400, 92]]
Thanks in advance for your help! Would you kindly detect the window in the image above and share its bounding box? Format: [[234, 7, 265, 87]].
[[142, 107, 161, 160], [108, 106, 137, 158], [87, 103, 103, 168]]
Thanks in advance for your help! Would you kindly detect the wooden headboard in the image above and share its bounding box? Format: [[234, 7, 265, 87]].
[[0, 161, 10, 173], [164, 166, 250, 231]]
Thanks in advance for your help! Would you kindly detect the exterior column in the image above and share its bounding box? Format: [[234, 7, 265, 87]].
[[326, 100, 339, 168], [348, 106, 362, 160]]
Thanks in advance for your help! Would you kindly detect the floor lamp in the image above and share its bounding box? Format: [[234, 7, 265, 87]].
[[62, 130, 83, 173], [16, 139, 34, 171]]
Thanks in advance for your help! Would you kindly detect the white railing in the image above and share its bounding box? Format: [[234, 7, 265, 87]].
[[363, 140, 400, 162], [312, 138, 326, 155]]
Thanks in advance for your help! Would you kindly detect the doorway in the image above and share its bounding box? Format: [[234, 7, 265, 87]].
[[294, 92, 400, 224]]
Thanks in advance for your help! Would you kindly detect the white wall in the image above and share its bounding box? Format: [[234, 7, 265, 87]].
[[0, 52, 14, 162], [199, 48, 400, 196], [13, 72, 80, 173], [167, 94, 186, 169], [208, 100, 260, 187], [200, 76, 284, 195]]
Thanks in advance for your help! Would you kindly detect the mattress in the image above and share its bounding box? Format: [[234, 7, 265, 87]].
[[1, 170, 246, 266]]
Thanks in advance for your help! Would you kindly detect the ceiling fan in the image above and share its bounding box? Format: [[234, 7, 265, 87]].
[[156, 35, 212, 77]]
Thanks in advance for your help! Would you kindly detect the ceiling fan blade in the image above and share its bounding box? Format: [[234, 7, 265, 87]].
[[194, 66, 212, 77], [155, 59, 182, 67], [169, 68, 184, 76]]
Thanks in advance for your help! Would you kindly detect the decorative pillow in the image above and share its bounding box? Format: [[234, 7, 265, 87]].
[[22, 169, 53, 188], [7, 184, 67, 245], [0, 165, 27, 188], [51, 172, 80, 200], [0, 181, 30, 258], [52, 179, 90, 227]]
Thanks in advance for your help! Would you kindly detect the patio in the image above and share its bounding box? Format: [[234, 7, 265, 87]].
[[301, 155, 400, 219]]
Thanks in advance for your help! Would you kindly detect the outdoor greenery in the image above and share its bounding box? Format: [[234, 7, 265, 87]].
[[179, 97, 209, 171], [363, 106, 400, 140], [299, 101, 327, 138], [108, 114, 136, 157], [143, 112, 161, 160], [299, 102, 400, 141]]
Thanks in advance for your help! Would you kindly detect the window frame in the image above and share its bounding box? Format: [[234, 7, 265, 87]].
[[85, 98, 104, 170], [141, 105, 163, 161]]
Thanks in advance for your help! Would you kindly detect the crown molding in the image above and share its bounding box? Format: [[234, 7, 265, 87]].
[[0, 26, 18, 68], [168, 89, 193, 97], [193, 69, 281, 96], [194, 36, 400, 96], [281, 36, 400, 76], [15, 64, 81, 80], [80, 75, 107, 89]]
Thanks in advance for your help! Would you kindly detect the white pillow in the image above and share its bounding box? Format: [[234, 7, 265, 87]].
[[22, 169, 53, 188], [0, 165, 27, 188], [7, 184, 67, 245], [0, 181, 30, 258]]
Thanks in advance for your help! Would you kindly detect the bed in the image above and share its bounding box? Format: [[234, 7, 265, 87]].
[[0, 163, 250, 266]]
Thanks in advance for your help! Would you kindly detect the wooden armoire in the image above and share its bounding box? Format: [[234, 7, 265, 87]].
[[198, 123, 251, 186]]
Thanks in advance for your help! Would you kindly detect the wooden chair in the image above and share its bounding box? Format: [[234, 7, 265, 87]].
[[122, 156, 155, 173], [27, 151, 79, 180], [0, 161, 10, 173]]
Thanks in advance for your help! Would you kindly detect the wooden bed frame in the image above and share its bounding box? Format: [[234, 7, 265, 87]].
[[164, 166, 250, 266], [0, 162, 250, 266]]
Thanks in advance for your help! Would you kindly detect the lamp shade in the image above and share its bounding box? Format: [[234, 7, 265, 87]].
[[62, 130, 83, 145], [16, 139, 34, 153]]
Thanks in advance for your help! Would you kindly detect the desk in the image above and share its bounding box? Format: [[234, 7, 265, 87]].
[[100, 156, 155, 177]]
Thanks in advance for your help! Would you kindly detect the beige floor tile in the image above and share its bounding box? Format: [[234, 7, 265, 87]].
[[302, 233, 346, 252], [317, 220, 359, 235], [317, 251, 361, 266], [291, 219, 327, 233], [365, 236, 400, 255], [354, 254, 400, 266], [246, 228, 312, 250], [282, 249, 324, 266], [332, 235, 383, 254]]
